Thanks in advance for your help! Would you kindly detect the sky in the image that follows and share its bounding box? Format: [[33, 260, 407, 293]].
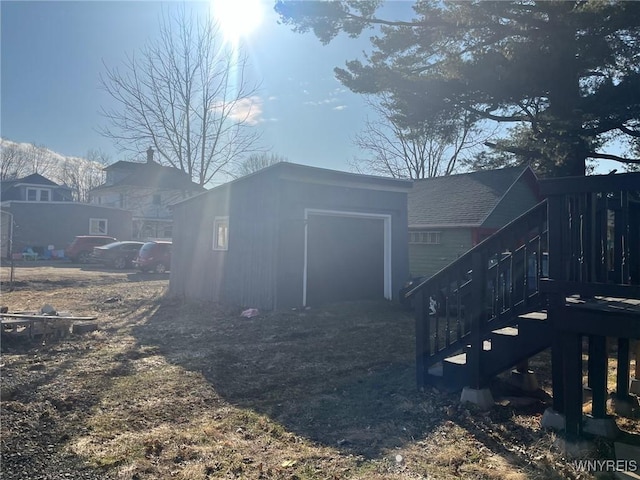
[[1, 0, 414, 182]]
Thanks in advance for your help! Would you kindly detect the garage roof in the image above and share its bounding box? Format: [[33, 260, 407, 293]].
[[173, 162, 413, 207]]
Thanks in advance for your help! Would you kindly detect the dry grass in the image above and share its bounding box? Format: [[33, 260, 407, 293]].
[[1, 263, 637, 479]]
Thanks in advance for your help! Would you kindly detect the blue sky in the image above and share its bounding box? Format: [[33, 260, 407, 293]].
[[2, 1, 413, 177]]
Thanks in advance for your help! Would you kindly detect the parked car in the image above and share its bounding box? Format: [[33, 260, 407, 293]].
[[134, 241, 172, 273], [92, 241, 145, 269], [65, 235, 117, 263]]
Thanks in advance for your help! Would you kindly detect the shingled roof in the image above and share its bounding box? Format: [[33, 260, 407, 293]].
[[92, 160, 204, 192], [409, 166, 535, 227]]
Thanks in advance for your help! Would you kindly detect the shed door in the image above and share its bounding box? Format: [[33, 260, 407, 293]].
[[306, 214, 384, 306]]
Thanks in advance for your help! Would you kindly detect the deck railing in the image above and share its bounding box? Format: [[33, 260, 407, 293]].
[[409, 171, 640, 390], [408, 200, 549, 388], [540, 172, 640, 296], [540, 172, 640, 437]]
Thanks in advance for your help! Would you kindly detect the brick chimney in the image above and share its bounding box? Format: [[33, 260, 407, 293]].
[[146, 147, 154, 163]]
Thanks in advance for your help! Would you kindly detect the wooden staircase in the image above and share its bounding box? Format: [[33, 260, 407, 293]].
[[435, 311, 551, 390], [407, 171, 640, 439], [407, 200, 551, 391]]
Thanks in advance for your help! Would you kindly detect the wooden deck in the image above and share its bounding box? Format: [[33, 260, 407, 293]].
[[410, 171, 640, 439], [562, 296, 640, 336], [549, 294, 639, 437]]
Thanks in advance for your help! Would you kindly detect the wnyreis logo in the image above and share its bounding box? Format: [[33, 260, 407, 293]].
[[573, 459, 637, 473]]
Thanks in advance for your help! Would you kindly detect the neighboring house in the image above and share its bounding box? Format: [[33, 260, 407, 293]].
[[89, 148, 205, 240], [408, 166, 540, 278], [0, 173, 74, 203], [1, 210, 12, 258], [170, 162, 412, 310], [1, 173, 132, 257]]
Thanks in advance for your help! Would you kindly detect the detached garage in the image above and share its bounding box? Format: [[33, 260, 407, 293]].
[[169, 162, 411, 310]]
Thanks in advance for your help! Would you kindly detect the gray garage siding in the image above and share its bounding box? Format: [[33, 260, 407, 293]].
[[170, 163, 411, 310], [1, 202, 132, 255], [170, 172, 280, 308]]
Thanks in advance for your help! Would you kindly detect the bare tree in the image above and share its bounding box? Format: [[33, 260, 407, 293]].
[[99, 5, 262, 187], [1, 141, 29, 180], [59, 149, 108, 202], [26, 143, 56, 178], [349, 95, 488, 179], [0, 140, 56, 180], [233, 152, 288, 178]]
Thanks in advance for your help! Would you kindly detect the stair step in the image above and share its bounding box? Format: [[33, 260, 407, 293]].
[[442, 353, 470, 388], [445, 352, 467, 366], [424, 309, 552, 391], [518, 311, 547, 321], [517, 310, 550, 339], [489, 326, 521, 353], [492, 326, 519, 337]]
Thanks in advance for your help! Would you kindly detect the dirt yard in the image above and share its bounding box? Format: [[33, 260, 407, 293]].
[[0, 262, 636, 479]]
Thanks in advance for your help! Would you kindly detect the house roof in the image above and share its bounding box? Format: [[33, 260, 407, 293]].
[[408, 166, 536, 227], [172, 161, 413, 207], [91, 160, 204, 192], [0, 173, 73, 202], [1, 173, 62, 189]]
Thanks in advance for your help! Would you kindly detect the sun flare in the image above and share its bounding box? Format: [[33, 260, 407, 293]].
[[212, 0, 264, 43]]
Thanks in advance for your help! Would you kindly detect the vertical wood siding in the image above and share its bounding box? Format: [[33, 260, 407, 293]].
[[170, 169, 410, 310], [170, 174, 279, 309]]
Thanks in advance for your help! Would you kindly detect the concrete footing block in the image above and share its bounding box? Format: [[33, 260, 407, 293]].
[[614, 442, 640, 480], [541, 407, 566, 431], [583, 416, 621, 439], [629, 378, 640, 396], [609, 394, 640, 418], [460, 387, 494, 410]]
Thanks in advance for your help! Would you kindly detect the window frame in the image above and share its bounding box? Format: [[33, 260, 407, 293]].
[[26, 187, 52, 202], [212, 216, 229, 251], [89, 218, 108, 235], [409, 230, 442, 245]]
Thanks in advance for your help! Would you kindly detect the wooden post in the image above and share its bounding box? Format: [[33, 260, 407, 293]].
[[547, 195, 567, 413], [564, 332, 583, 438], [415, 290, 428, 389], [589, 335, 608, 419], [469, 251, 486, 389], [619, 191, 630, 284], [516, 359, 529, 374]]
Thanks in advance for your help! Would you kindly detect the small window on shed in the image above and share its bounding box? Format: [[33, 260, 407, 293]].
[[409, 231, 441, 245], [213, 217, 229, 251], [89, 218, 108, 235]]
